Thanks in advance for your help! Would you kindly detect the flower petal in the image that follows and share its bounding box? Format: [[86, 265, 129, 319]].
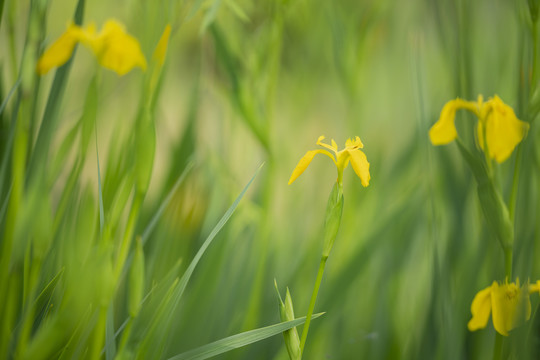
[[529, 280, 540, 294], [429, 99, 478, 145], [345, 136, 363, 149], [491, 281, 531, 336], [37, 24, 83, 75], [348, 149, 370, 187], [84, 20, 147, 75], [467, 285, 492, 332], [484, 96, 529, 163], [316, 136, 338, 155], [288, 149, 335, 185]]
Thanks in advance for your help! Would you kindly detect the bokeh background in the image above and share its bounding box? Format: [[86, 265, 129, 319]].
[[2, 0, 540, 358]]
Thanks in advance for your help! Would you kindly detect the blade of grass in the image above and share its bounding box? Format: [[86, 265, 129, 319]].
[[171, 162, 263, 312], [167, 313, 325, 360], [142, 160, 194, 244], [95, 120, 104, 234], [0, 78, 19, 116], [0, 80, 21, 199], [105, 304, 116, 360], [26, 0, 86, 182], [186, 0, 206, 20], [138, 163, 264, 358]]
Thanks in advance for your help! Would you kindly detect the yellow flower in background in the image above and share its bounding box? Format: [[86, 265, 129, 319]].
[[468, 279, 537, 336], [429, 95, 529, 163], [36, 23, 84, 75], [37, 19, 147, 76], [80, 20, 147, 75], [288, 136, 370, 187]]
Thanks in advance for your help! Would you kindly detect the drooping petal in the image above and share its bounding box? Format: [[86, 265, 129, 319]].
[[483, 96, 529, 163], [36, 24, 84, 75], [153, 24, 172, 65], [529, 280, 540, 294], [467, 285, 493, 332], [348, 149, 370, 187], [491, 280, 531, 336], [288, 149, 335, 185], [83, 20, 147, 75], [429, 99, 478, 145]]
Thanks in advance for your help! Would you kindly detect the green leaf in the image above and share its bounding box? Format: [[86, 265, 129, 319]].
[[142, 160, 194, 244], [200, 0, 222, 34], [105, 304, 116, 360], [224, 0, 249, 22], [95, 122, 105, 234], [0, 78, 19, 116], [136, 163, 264, 358], [26, 0, 86, 181], [172, 163, 263, 310], [167, 313, 325, 360], [33, 268, 64, 326], [186, 0, 207, 20]]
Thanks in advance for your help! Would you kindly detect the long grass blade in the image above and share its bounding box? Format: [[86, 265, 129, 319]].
[[26, 0, 86, 181], [137, 163, 264, 358], [172, 162, 263, 309], [105, 304, 116, 360], [168, 313, 325, 360], [95, 121, 104, 234], [0, 78, 19, 116], [142, 160, 194, 244]]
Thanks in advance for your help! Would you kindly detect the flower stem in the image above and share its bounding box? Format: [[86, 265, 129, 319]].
[[508, 144, 522, 224], [299, 255, 327, 356]]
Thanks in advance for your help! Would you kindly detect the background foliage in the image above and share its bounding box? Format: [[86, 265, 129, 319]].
[[1, 0, 540, 359]]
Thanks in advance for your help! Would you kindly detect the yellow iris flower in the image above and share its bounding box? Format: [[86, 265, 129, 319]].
[[288, 136, 370, 187], [429, 95, 529, 163], [37, 19, 147, 76], [468, 279, 540, 336]]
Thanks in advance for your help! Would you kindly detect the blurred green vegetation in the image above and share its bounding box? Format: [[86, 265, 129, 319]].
[[1, 0, 540, 359]]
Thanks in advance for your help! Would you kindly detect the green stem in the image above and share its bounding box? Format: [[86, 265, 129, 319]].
[[504, 248, 513, 280], [531, 20, 538, 92], [114, 194, 142, 280], [493, 333, 503, 360], [117, 318, 133, 355], [299, 255, 327, 356], [90, 307, 107, 360], [508, 145, 523, 224]]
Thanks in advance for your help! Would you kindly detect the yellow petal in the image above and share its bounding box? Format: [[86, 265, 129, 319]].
[[84, 20, 147, 75], [429, 100, 459, 145], [347, 149, 370, 187], [484, 96, 529, 163], [36, 24, 84, 75], [153, 24, 172, 65], [316, 135, 338, 155], [529, 280, 540, 294], [429, 99, 478, 145], [491, 281, 531, 336], [467, 285, 492, 332], [345, 136, 363, 149], [288, 149, 335, 185]]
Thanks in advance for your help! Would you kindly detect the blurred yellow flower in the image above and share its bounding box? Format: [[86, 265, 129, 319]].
[[288, 136, 370, 187], [468, 279, 536, 336], [429, 95, 529, 163], [37, 19, 147, 76]]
